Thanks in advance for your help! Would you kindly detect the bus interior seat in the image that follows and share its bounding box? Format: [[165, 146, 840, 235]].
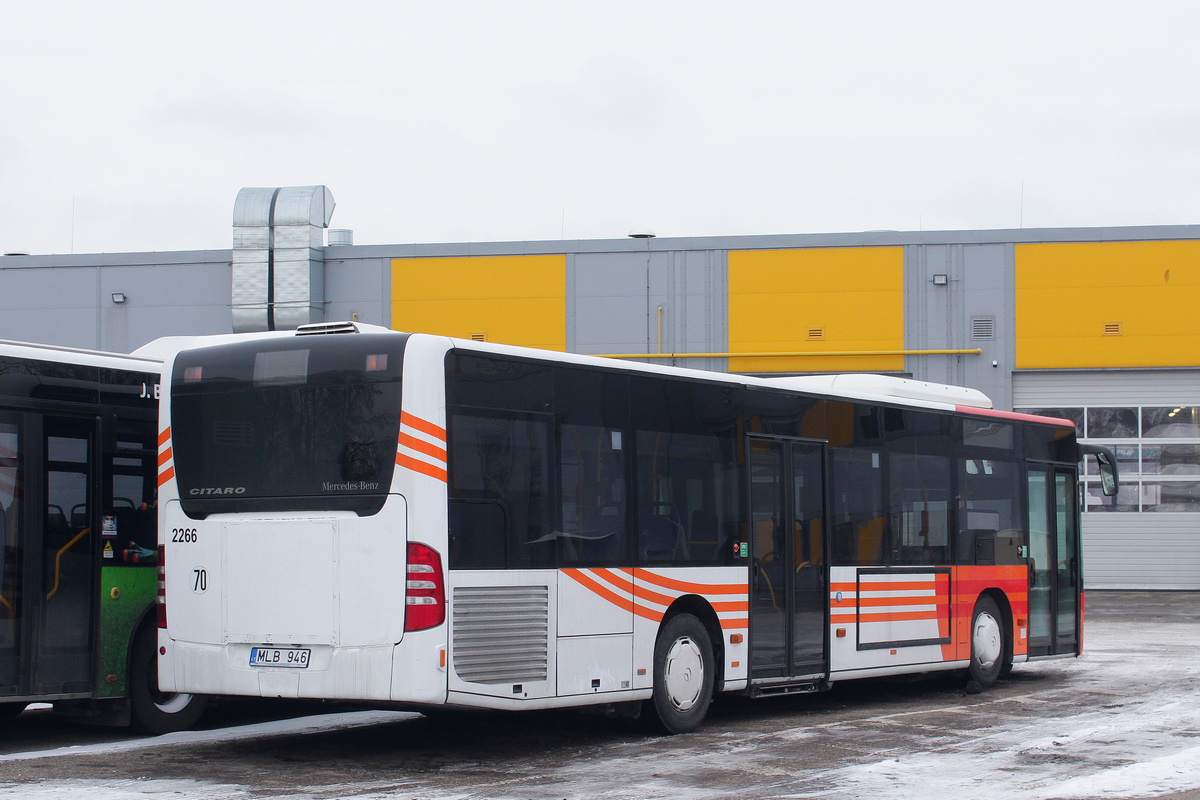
[[640, 515, 678, 561], [70, 504, 88, 529]]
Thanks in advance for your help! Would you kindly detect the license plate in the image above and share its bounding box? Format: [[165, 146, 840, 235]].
[[249, 646, 310, 669]]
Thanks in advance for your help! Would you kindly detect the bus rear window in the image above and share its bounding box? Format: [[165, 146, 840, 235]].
[[170, 334, 409, 517]]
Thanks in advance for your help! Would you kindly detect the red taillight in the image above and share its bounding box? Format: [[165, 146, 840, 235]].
[[157, 546, 167, 629], [404, 542, 445, 632]]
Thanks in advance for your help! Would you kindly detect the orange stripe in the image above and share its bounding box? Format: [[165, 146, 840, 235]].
[[157, 446, 172, 467], [634, 569, 746, 596], [830, 582, 857, 593], [397, 431, 448, 462], [635, 584, 678, 608], [590, 568, 636, 595], [158, 428, 171, 447], [396, 453, 448, 482], [157, 466, 175, 487], [401, 412, 446, 442], [634, 604, 664, 623], [856, 596, 945, 608], [563, 569, 634, 612], [711, 600, 749, 613], [859, 580, 946, 592], [720, 617, 749, 630], [858, 610, 941, 622]]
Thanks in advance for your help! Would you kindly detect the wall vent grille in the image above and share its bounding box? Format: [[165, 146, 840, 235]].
[[1104, 322, 1123, 336], [470, 332, 487, 341], [452, 585, 548, 684], [807, 328, 825, 340], [970, 316, 995, 340]]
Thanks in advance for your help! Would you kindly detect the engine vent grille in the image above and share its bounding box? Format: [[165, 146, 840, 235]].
[[452, 585, 549, 684]]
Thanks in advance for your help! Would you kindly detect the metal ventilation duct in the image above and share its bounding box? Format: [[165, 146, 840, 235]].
[[231, 185, 335, 332]]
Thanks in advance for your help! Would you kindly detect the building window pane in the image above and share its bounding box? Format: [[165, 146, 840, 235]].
[[1142, 407, 1200, 439], [1084, 444, 1139, 476], [1141, 480, 1200, 512], [1141, 444, 1200, 476], [1085, 481, 1139, 512], [1086, 408, 1138, 439]]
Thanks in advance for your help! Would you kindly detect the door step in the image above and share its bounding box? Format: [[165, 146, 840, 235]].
[[749, 676, 828, 697]]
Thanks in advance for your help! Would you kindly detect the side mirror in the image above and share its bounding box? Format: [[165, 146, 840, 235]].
[[1081, 444, 1119, 497]]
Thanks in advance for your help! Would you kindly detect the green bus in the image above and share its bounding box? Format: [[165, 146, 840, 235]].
[[0, 339, 205, 733]]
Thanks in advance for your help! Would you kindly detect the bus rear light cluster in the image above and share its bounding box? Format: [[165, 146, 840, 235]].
[[156, 546, 167, 629], [404, 542, 445, 631]]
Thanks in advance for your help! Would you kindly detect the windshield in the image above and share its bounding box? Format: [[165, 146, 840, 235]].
[[171, 333, 409, 517]]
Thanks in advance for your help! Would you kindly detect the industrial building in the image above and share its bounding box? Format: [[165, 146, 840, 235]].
[[3, 185, 1197, 589]]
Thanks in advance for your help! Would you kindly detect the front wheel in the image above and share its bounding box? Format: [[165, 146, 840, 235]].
[[968, 595, 1006, 691], [649, 614, 715, 734], [129, 627, 208, 735]]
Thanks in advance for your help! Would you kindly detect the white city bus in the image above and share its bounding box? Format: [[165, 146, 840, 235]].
[[157, 323, 1116, 733]]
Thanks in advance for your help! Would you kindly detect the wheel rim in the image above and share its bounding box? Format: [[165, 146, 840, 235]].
[[663, 635, 704, 711], [152, 692, 194, 714], [972, 611, 1002, 671], [149, 669, 193, 714]]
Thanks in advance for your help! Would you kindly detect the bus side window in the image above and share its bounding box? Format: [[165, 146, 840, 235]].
[[888, 451, 951, 566], [447, 412, 555, 570], [830, 448, 885, 566], [957, 458, 1023, 566]]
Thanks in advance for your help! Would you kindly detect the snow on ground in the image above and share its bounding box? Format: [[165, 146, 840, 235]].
[[0, 614, 1198, 799]]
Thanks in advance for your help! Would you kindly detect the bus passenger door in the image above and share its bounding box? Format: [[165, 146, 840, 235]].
[[748, 436, 827, 682], [1026, 464, 1080, 656], [36, 417, 99, 694]]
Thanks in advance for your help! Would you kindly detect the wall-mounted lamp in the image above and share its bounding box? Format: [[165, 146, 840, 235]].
[[111, 292, 127, 304], [932, 274, 948, 286]]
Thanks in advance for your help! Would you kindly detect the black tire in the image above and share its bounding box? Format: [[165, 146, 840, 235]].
[[129, 627, 208, 735], [0, 702, 26, 722], [648, 613, 715, 734], [968, 595, 1006, 691]]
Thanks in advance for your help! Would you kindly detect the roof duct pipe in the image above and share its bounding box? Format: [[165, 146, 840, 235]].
[[231, 185, 335, 333]]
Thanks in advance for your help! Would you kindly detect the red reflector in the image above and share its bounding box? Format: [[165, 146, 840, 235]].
[[404, 542, 445, 632]]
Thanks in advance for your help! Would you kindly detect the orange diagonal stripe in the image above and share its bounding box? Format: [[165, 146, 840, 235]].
[[158, 428, 171, 447], [157, 446, 173, 467], [396, 453, 448, 482], [634, 569, 746, 596], [157, 466, 175, 487], [397, 431, 447, 462], [563, 569, 634, 612], [401, 412, 446, 442]]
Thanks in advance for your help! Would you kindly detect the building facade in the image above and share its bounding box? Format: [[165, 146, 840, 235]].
[[3, 189, 1198, 589]]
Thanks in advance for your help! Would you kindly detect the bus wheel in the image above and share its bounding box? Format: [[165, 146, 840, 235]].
[[0, 703, 26, 721], [649, 614, 714, 734], [968, 595, 1005, 691], [129, 627, 208, 735]]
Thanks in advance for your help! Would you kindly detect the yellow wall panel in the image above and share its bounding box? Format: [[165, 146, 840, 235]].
[[728, 247, 904, 372], [1015, 241, 1200, 369], [391, 255, 566, 351]]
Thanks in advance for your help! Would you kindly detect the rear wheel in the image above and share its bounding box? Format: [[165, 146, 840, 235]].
[[129, 627, 207, 735], [649, 614, 714, 734], [968, 595, 1005, 691]]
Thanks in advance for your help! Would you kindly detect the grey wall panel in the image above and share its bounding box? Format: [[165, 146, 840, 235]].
[[1013, 370, 1200, 406], [0, 266, 99, 310], [570, 249, 727, 372], [103, 305, 233, 354], [571, 252, 655, 355], [1083, 514, 1200, 589], [0, 308, 100, 349], [325, 257, 389, 327], [905, 244, 1013, 408]]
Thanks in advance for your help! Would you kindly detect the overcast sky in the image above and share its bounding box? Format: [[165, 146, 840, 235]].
[[2, 1, 1198, 255]]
